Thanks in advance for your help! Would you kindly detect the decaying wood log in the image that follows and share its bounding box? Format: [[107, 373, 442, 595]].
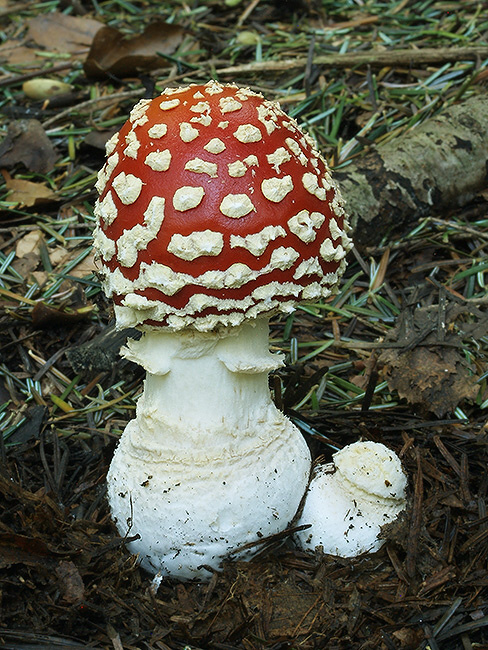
[[335, 93, 488, 248]]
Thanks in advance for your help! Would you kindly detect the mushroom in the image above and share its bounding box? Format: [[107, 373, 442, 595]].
[[93, 81, 352, 580], [295, 441, 408, 557]]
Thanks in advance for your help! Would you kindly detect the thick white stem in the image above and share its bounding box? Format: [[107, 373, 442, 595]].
[[107, 319, 311, 580], [124, 319, 282, 448]]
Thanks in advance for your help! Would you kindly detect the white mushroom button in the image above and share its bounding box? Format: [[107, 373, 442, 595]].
[[296, 441, 408, 557]]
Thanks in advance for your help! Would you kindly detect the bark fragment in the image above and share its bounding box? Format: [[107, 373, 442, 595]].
[[335, 94, 488, 248]]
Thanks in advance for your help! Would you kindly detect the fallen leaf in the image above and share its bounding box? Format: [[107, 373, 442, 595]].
[[13, 231, 43, 277], [11, 252, 39, 277], [3, 174, 57, 208], [49, 246, 70, 267], [84, 21, 185, 80], [0, 120, 58, 173], [55, 560, 85, 604], [49, 247, 97, 277], [15, 229, 44, 257], [379, 344, 479, 417], [392, 626, 425, 648], [31, 270, 48, 286], [84, 129, 118, 151], [0, 533, 59, 569], [0, 41, 42, 66], [27, 12, 102, 54], [69, 250, 98, 277]]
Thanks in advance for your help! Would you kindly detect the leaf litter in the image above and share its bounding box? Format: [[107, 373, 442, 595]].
[[83, 21, 187, 80], [0, 120, 58, 174], [0, 1, 487, 648]]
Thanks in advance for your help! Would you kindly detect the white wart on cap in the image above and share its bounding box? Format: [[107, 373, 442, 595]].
[[93, 81, 352, 331]]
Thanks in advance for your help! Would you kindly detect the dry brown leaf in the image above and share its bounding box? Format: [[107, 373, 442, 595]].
[[55, 561, 85, 605], [15, 229, 44, 258], [0, 120, 58, 174], [27, 12, 102, 54], [69, 250, 97, 277], [0, 533, 59, 569], [379, 345, 479, 417], [0, 41, 42, 66], [31, 270, 48, 286], [48, 246, 70, 267], [49, 247, 97, 277], [0, 11, 100, 66], [83, 21, 185, 80], [12, 252, 39, 277], [392, 626, 425, 648], [3, 173, 57, 207], [13, 230, 43, 279], [83, 129, 118, 151]]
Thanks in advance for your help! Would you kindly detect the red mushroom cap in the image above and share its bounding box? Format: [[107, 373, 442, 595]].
[[93, 81, 352, 331]]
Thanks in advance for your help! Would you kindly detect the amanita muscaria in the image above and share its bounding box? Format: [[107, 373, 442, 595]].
[[93, 80, 353, 580], [295, 442, 407, 557]]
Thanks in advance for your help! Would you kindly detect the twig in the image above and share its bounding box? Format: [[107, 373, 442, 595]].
[[237, 0, 261, 27], [42, 90, 144, 129], [41, 70, 192, 129], [0, 2, 32, 16], [216, 46, 488, 76], [0, 61, 79, 88]]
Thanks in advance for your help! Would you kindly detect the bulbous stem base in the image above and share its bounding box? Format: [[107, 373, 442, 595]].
[[107, 319, 311, 580]]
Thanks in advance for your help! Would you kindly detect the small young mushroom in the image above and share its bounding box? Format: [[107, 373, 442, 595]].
[[93, 81, 352, 580], [295, 441, 408, 557]]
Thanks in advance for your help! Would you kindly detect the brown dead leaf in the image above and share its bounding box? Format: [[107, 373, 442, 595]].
[[392, 626, 425, 648], [27, 12, 102, 54], [69, 250, 97, 277], [55, 560, 85, 604], [12, 252, 39, 277], [0, 533, 59, 569], [0, 1, 32, 12], [379, 344, 479, 417], [15, 229, 44, 258], [0, 41, 41, 66], [84, 129, 118, 151], [31, 270, 48, 286], [48, 246, 97, 277], [2, 171, 57, 208], [0, 120, 58, 174], [84, 21, 185, 80], [49, 246, 71, 267], [12, 231, 43, 278]]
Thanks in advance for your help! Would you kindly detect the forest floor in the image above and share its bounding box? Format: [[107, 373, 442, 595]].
[[0, 1, 488, 648]]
